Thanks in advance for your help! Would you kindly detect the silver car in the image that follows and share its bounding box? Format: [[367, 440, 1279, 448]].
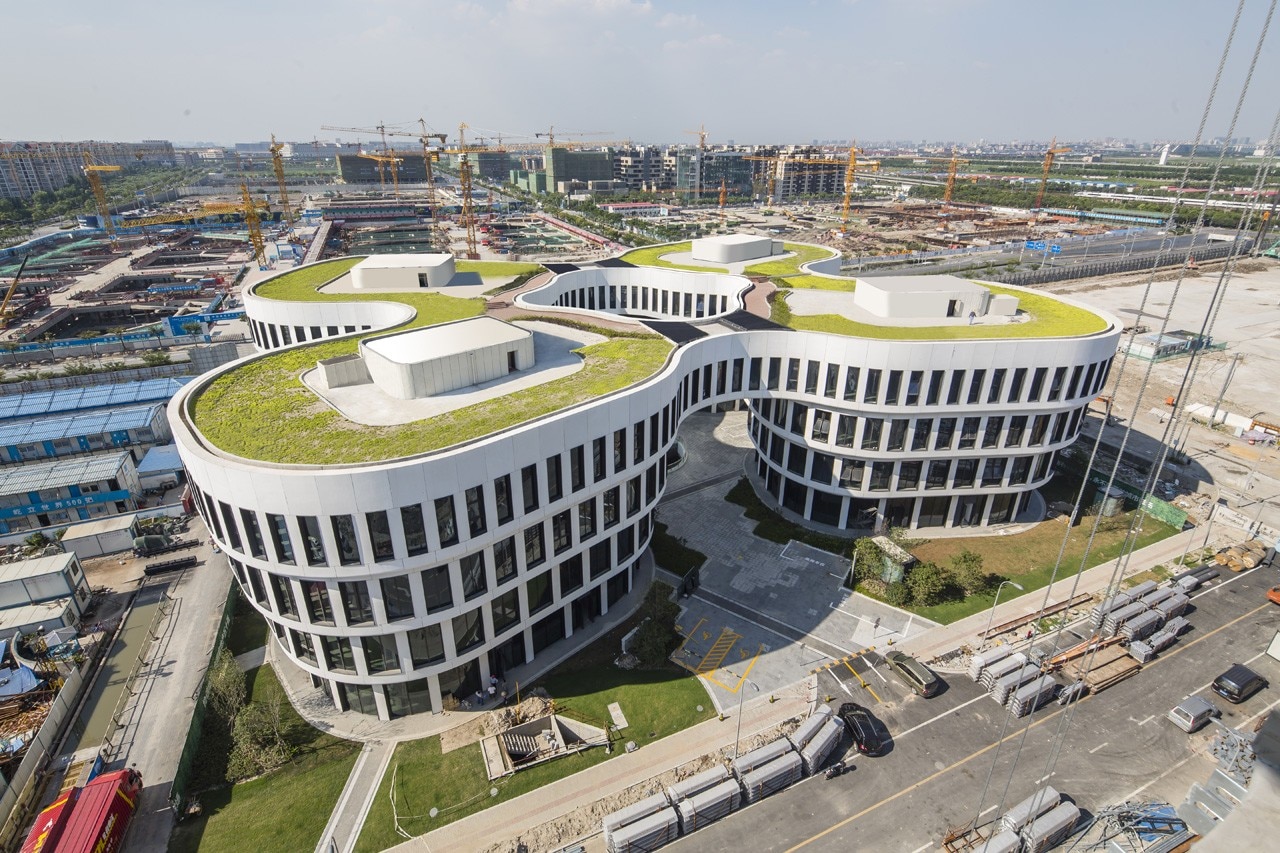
[[1166, 696, 1220, 733]]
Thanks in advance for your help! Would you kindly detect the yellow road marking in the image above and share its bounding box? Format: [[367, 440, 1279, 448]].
[[843, 657, 882, 704], [787, 603, 1272, 851]]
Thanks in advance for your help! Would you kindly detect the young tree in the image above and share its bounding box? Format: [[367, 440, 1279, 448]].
[[906, 561, 951, 606], [950, 549, 990, 596]]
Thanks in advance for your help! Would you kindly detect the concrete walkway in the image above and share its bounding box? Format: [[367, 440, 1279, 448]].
[[316, 739, 396, 853]]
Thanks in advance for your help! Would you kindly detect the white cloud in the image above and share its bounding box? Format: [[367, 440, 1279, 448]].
[[662, 32, 732, 52], [507, 0, 652, 15], [657, 11, 699, 28]]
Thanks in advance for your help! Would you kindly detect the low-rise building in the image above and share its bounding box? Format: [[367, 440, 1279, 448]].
[[0, 453, 140, 534], [0, 553, 91, 635]]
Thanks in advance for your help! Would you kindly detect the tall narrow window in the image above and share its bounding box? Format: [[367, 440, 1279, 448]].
[[906, 371, 922, 405], [401, 506, 428, 556], [421, 565, 452, 613], [546, 455, 564, 502], [1008, 367, 1027, 402], [269, 573, 297, 619], [366, 511, 395, 562], [267, 514, 295, 565], [884, 371, 902, 405], [465, 486, 487, 538], [524, 524, 546, 568], [805, 361, 820, 395], [613, 429, 627, 473], [240, 509, 267, 559], [340, 580, 374, 624], [460, 552, 487, 600], [926, 370, 944, 405], [947, 371, 965, 405], [494, 537, 517, 585], [435, 497, 458, 547], [305, 581, 334, 623], [570, 445, 585, 492], [987, 368, 1006, 404], [863, 369, 881, 404], [494, 475, 514, 525], [331, 515, 360, 565], [381, 575, 415, 621], [521, 465, 539, 513], [578, 499, 596, 539], [967, 369, 986, 405], [843, 367, 860, 401], [592, 437, 607, 482]]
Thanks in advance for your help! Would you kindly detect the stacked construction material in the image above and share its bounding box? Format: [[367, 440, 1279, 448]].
[[1100, 601, 1147, 637], [991, 663, 1041, 706], [1137, 586, 1176, 610], [738, 751, 803, 804], [1007, 675, 1056, 717], [977, 829, 1022, 853], [1154, 592, 1189, 620], [730, 739, 793, 778], [969, 647, 1015, 682], [1127, 640, 1155, 663], [667, 767, 741, 835], [812, 703, 835, 722], [1020, 801, 1081, 853], [999, 786, 1060, 835], [1119, 609, 1164, 642], [1062, 644, 1140, 692], [603, 792, 679, 853], [797, 719, 843, 776], [1090, 581, 1158, 629], [788, 713, 828, 755], [979, 652, 1028, 690], [1215, 539, 1269, 572]]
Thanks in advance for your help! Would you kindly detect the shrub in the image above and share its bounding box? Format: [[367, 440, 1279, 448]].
[[884, 581, 912, 608], [906, 561, 952, 606], [227, 693, 294, 781], [950, 549, 990, 595]]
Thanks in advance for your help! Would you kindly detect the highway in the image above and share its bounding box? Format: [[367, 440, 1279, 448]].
[[670, 564, 1280, 852]]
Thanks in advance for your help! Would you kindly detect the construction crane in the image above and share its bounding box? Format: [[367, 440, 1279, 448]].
[[382, 121, 450, 249], [916, 150, 972, 206], [444, 123, 487, 260], [269, 134, 294, 229], [534, 126, 609, 150], [82, 153, 124, 238], [0, 256, 30, 329], [113, 197, 271, 230], [357, 149, 404, 197], [241, 183, 267, 268], [1035, 137, 1072, 209], [840, 144, 880, 233], [745, 154, 865, 206], [683, 124, 709, 200]]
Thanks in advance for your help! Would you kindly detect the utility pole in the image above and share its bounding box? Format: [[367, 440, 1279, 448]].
[[1207, 352, 1241, 433]]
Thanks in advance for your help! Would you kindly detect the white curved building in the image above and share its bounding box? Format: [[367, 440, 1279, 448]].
[[170, 244, 1119, 719]]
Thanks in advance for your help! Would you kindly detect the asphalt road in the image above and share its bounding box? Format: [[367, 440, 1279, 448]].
[[670, 564, 1280, 852]]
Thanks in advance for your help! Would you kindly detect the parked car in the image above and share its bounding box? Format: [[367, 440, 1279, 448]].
[[837, 702, 883, 756], [1211, 664, 1267, 704], [1166, 696, 1220, 733], [884, 651, 942, 697]]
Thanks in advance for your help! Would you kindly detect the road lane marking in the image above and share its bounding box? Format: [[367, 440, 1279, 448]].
[[894, 694, 988, 741], [909, 844, 933, 853], [1137, 715, 1155, 726], [978, 805, 998, 817], [1037, 773, 1054, 783], [1088, 742, 1109, 754], [842, 658, 882, 704], [784, 602, 1273, 852]]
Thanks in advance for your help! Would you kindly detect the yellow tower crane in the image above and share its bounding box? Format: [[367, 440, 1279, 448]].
[[384, 121, 449, 249], [840, 144, 880, 233], [241, 184, 267, 268], [1035, 137, 1072, 209], [683, 124, 709, 200], [82, 153, 123, 238], [269, 135, 294, 229], [0, 256, 30, 329], [444, 124, 489, 260]]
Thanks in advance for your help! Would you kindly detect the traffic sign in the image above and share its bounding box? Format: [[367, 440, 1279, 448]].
[[1025, 240, 1036, 249], [1050, 244, 1061, 254], [1032, 241, 1046, 250]]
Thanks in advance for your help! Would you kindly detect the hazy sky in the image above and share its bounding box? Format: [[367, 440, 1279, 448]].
[[8, 0, 1278, 146]]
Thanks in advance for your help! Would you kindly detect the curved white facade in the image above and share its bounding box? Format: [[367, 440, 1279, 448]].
[[172, 256, 1119, 719], [514, 265, 750, 324]]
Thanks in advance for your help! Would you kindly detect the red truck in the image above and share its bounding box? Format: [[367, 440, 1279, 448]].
[[21, 768, 143, 853]]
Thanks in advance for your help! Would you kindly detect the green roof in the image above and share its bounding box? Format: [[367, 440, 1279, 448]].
[[189, 258, 672, 465]]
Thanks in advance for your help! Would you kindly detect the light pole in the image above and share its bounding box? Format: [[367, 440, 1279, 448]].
[[980, 580, 1024, 649], [732, 678, 760, 760]]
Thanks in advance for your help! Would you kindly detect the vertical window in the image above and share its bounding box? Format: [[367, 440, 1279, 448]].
[[559, 554, 584, 595], [323, 636, 355, 672], [1047, 366, 1067, 401], [947, 371, 965, 405], [494, 537, 517, 585], [401, 506, 429, 556], [906, 371, 922, 405], [363, 635, 400, 674], [340, 580, 374, 625], [843, 367, 860, 401], [521, 465, 539, 513], [982, 416, 1005, 448], [934, 418, 956, 450], [218, 503, 242, 551], [958, 417, 980, 449], [633, 422, 645, 464], [868, 462, 893, 491], [465, 486, 487, 538], [526, 571, 553, 614], [331, 515, 360, 565], [421, 565, 452, 613], [1029, 415, 1050, 446], [1066, 364, 1083, 400], [805, 361, 820, 394], [768, 357, 781, 390], [453, 609, 485, 653], [408, 625, 445, 667], [898, 460, 922, 490], [603, 487, 620, 528], [269, 573, 297, 619], [886, 419, 908, 451], [967, 369, 986, 405], [578, 499, 596, 539], [546, 455, 564, 502], [861, 418, 883, 451], [926, 370, 944, 405], [926, 460, 950, 489], [267, 514, 295, 565], [381, 575, 415, 621], [835, 415, 856, 448], [460, 552, 488, 600], [884, 370, 902, 405], [589, 539, 611, 579], [366, 511, 395, 562], [1008, 367, 1027, 402], [1028, 367, 1048, 401], [491, 588, 521, 635], [494, 475, 514, 525], [912, 419, 932, 451], [552, 510, 572, 554], [749, 357, 763, 390], [732, 359, 745, 393], [434, 497, 458, 547], [863, 369, 881, 403], [789, 403, 808, 435], [292, 630, 317, 665], [786, 358, 800, 391], [1006, 415, 1027, 447], [570, 445, 585, 492], [592, 437, 607, 482], [811, 410, 832, 443], [305, 581, 334, 623], [240, 509, 266, 558], [953, 459, 977, 488], [988, 368, 1006, 404], [1009, 456, 1032, 485], [524, 524, 546, 568], [839, 459, 865, 489], [981, 458, 1007, 486], [825, 363, 840, 398], [613, 429, 627, 473]]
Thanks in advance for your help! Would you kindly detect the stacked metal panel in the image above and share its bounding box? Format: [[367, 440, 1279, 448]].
[[969, 647, 1014, 682], [1127, 640, 1155, 663], [1120, 610, 1164, 642], [730, 739, 793, 778], [1007, 675, 1057, 717], [1020, 801, 1080, 853], [1126, 580, 1159, 599], [1100, 602, 1147, 636], [979, 653, 1028, 690], [739, 752, 803, 804], [1176, 575, 1202, 593], [667, 766, 730, 803], [991, 664, 1041, 706], [1091, 581, 1159, 628], [999, 786, 1061, 834], [1154, 592, 1189, 620], [1164, 615, 1190, 636], [977, 829, 1022, 853], [673, 779, 742, 834], [812, 703, 835, 721], [604, 792, 678, 853], [788, 714, 828, 754], [799, 719, 844, 776], [1138, 586, 1176, 609]]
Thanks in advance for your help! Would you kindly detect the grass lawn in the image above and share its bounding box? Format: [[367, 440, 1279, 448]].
[[619, 241, 727, 272], [222, 589, 269, 657], [903, 510, 1179, 623], [772, 282, 1110, 341], [192, 260, 672, 464], [742, 243, 836, 277], [650, 521, 707, 576], [771, 273, 857, 292], [355, 612, 713, 852], [169, 666, 361, 853]]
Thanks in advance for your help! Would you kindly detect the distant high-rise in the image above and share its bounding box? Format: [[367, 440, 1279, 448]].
[[0, 140, 176, 200]]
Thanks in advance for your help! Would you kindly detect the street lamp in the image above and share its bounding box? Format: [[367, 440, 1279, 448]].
[[732, 678, 760, 760], [980, 580, 1025, 649]]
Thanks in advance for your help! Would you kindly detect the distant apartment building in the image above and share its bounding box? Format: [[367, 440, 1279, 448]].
[[0, 140, 177, 200]]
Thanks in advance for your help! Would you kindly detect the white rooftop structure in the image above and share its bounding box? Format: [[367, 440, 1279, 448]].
[[852, 275, 1019, 321], [691, 234, 779, 264], [0, 552, 79, 585], [360, 316, 536, 400], [351, 253, 456, 289]]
